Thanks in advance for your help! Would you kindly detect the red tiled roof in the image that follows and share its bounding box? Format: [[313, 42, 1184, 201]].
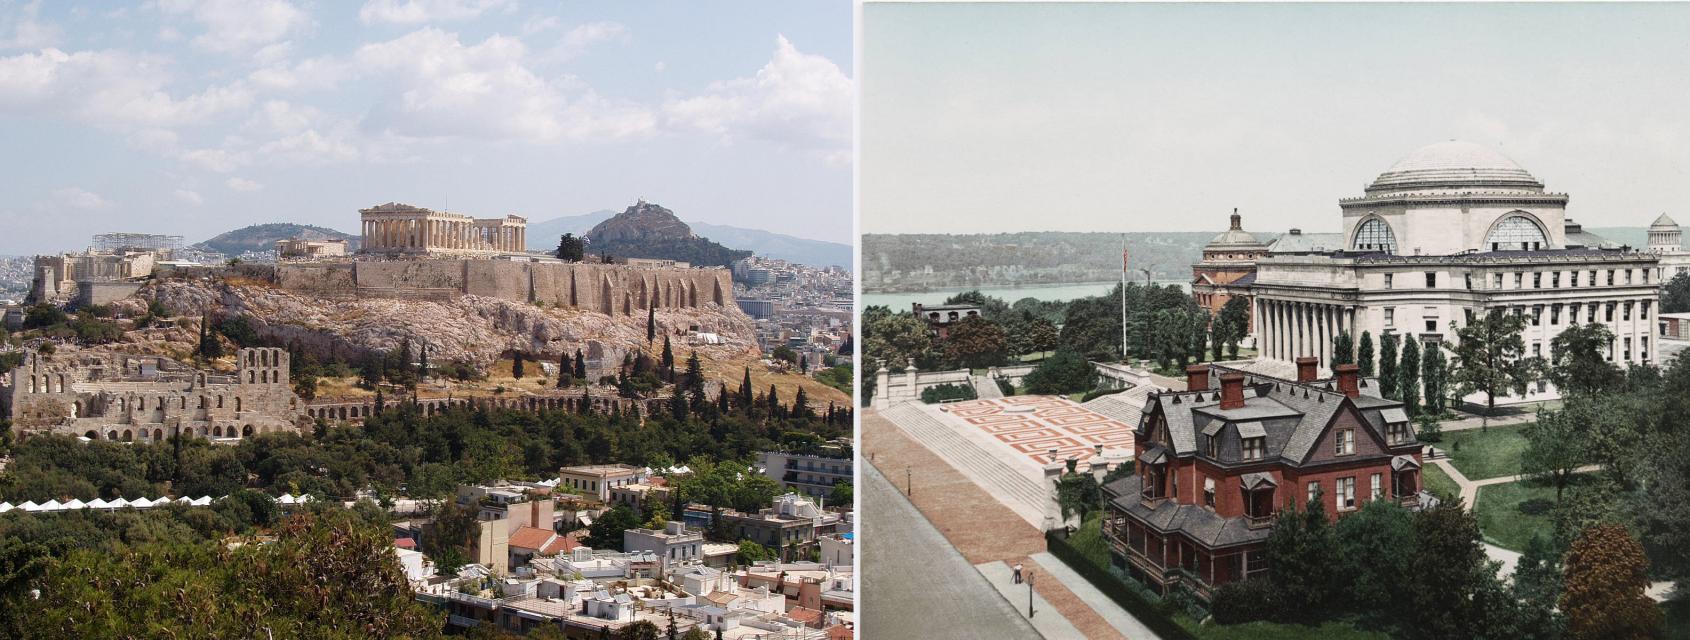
[[540, 535, 579, 555], [789, 606, 824, 628], [508, 526, 557, 551], [826, 624, 853, 640], [393, 537, 417, 549]]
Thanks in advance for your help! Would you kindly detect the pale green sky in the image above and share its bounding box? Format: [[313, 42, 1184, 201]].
[[862, 2, 1690, 236]]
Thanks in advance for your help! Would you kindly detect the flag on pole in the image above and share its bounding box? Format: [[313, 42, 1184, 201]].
[[1122, 246, 1130, 272]]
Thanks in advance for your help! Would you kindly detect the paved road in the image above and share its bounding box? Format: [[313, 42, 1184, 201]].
[[860, 463, 1043, 640]]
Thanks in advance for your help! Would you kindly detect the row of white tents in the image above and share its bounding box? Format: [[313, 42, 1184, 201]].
[[0, 493, 317, 514]]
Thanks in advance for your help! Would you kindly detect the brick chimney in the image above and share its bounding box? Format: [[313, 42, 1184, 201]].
[[1219, 372, 1246, 410], [1334, 363, 1360, 398], [1185, 364, 1210, 391], [1295, 357, 1319, 383]]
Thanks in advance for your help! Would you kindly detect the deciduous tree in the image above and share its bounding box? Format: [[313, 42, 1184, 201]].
[[1560, 524, 1664, 640]]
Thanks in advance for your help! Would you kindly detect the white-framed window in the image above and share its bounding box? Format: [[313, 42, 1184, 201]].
[[1334, 429, 1354, 456], [1336, 477, 1357, 511], [1370, 473, 1382, 501], [1384, 307, 1395, 327], [1307, 481, 1320, 506], [1384, 273, 1394, 289], [1203, 477, 1216, 509], [1242, 437, 1265, 460]]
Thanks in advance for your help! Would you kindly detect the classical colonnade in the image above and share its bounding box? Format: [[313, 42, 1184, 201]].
[[361, 215, 525, 254], [1255, 298, 1357, 369]]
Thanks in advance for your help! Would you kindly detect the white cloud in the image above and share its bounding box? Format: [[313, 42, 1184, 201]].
[[49, 187, 112, 210], [177, 147, 247, 172], [174, 189, 204, 205], [0, 0, 60, 50], [654, 61, 666, 73], [258, 128, 361, 165], [155, 0, 311, 53], [225, 177, 263, 191], [662, 36, 851, 162], [543, 21, 626, 62], [354, 27, 655, 142], [248, 54, 349, 92], [358, 0, 513, 25], [0, 48, 253, 131]]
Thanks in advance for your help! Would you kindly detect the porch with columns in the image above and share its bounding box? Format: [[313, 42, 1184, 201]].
[[1254, 297, 1359, 371]]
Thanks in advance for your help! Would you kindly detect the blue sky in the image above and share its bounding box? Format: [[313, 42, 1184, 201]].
[[0, 0, 851, 254], [862, 3, 1690, 236]]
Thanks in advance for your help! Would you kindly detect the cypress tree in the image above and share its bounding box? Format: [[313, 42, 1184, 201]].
[[557, 352, 570, 388], [1422, 346, 1445, 415], [792, 387, 810, 420], [767, 384, 780, 417], [1357, 331, 1376, 377], [1400, 337, 1421, 416], [573, 349, 587, 379], [661, 336, 675, 382], [717, 385, 730, 413], [1380, 333, 1400, 399], [1332, 331, 1354, 366], [647, 305, 656, 344], [740, 367, 754, 409], [512, 353, 525, 379]]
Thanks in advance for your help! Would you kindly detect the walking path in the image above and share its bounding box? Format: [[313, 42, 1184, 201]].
[[976, 374, 1005, 399], [879, 403, 1046, 527], [865, 409, 1150, 639], [1031, 552, 1164, 640], [977, 560, 1086, 639]]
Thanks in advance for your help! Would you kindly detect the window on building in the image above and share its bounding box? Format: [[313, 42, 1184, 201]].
[[1625, 337, 1633, 362], [1588, 304, 1597, 324], [1384, 273, 1394, 289], [1627, 269, 1634, 284], [1464, 273, 1473, 290], [1425, 272, 1436, 288], [1606, 302, 1616, 322], [1370, 473, 1382, 501], [1493, 273, 1504, 289], [1643, 269, 1651, 284], [1488, 215, 1548, 251], [1353, 218, 1398, 253], [1533, 342, 1541, 357], [1425, 319, 1437, 332], [1532, 306, 1542, 326], [1551, 304, 1562, 325], [1642, 337, 1650, 363], [1515, 272, 1524, 288], [1205, 435, 1218, 458], [1624, 302, 1632, 321], [1334, 429, 1355, 456], [1642, 301, 1652, 320], [1384, 308, 1395, 327], [1204, 478, 1216, 509], [1608, 270, 1616, 286], [1307, 481, 1320, 506], [1387, 421, 1411, 444], [1464, 308, 1475, 324], [1242, 437, 1265, 460], [1533, 272, 1542, 289], [1590, 270, 1598, 287], [1572, 271, 1580, 287], [1552, 272, 1561, 288], [1336, 477, 1357, 511]]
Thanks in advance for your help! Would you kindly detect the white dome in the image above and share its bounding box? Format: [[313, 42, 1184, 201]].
[[1367, 141, 1543, 192], [1651, 213, 1678, 229]]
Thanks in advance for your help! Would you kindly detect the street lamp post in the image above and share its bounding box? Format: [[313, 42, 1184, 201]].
[[1027, 570, 1036, 619], [906, 466, 912, 497]]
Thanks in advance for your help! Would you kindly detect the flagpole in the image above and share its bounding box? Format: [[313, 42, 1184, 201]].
[[1121, 235, 1128, 363]]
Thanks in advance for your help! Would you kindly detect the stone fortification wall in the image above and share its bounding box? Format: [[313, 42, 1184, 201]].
[[273, 259, 732, 316]]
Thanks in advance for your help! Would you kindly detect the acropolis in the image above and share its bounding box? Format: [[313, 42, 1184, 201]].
[[359, 202, 528, 255]]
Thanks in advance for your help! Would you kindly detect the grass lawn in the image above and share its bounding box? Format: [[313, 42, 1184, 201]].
[[1474, 478, 1575, 552], [1422, 463, 1461, 502], [1068, 514, 1112, 567], [1440, 423, 1532, 481]]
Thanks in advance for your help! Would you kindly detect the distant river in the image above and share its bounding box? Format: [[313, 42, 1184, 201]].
[[862, 280, 1189, 310]]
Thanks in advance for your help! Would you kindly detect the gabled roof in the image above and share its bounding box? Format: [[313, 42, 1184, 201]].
[[509, 526, 559, 551], [1147, 365, 1409, 464]]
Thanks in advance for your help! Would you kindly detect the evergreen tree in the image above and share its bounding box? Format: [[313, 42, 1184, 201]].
[[1380, 332, 1400, 399], [1331, 331, 1354, 366], [740, 367, 754, 409], [555, 233, 585, 262], [579, 388, 593, 416], [717, 385, 730, 413], [646, 305, 656, 344], [1266, 490, 1336, 623], [792, 388, 810, 420], [512, 353, 525, 379], [799, 354, 808, 374], [661, 336, 675, 382], [1400, 337, 1421, 416], [1357, 331, 1376, 377], [372, 388, 385, 415], [573, 349, 587, 379], [418, 344, 429, 382], [766, 385, 780, 418], [1421, 345, 1444, 415], [669, 389, 688, 422], [197, 313, 224, 359], [558, 352, 571, 388], [1514, 533, 1566, 640]]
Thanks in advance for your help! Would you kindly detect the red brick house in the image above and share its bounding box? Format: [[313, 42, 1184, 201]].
[[1101, 357, 1425, 600]]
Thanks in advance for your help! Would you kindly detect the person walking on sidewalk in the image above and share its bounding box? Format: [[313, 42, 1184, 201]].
[[1013, 563, 1024, 584]]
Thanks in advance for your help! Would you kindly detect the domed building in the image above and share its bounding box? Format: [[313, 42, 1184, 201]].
[[1192, 209, 1269, 332], [1246, 141, 1660, 402], [1647, 213, 1690, 282]]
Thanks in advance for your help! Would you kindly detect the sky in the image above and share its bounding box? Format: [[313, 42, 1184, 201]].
[[0, 0, 851, 254], [862, 2, 1690, 237]]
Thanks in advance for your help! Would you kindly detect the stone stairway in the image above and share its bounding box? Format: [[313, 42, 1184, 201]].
[[975, 374, 1004, 399], [880, 403, 1048, 527]]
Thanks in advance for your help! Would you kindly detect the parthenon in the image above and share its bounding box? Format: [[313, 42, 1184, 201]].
[[359, 202, 527, 255]]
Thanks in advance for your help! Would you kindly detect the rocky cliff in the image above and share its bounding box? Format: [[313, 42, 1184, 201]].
[[115, 280, 758, 371], [585, 201, 751, 268]]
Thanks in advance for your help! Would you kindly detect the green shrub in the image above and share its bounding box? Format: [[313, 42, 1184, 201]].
[[919, 383, 976, 404], [1081, 386, 1129, 402], [995, 377, 1016, 397], [1211, 578, 1277, 624]]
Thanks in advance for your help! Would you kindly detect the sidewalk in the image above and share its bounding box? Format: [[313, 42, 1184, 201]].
[[978, 560, 1087, 639], [1031, 552, 1164, 640]]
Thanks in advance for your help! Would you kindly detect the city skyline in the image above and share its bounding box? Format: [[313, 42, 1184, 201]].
[[862, 2, 1690, 236], [0, 0, 852, 255]]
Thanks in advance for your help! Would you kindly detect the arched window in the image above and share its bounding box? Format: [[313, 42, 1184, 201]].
[[1486, 215, 1548, 251], [1352, 218, 1398, 254]]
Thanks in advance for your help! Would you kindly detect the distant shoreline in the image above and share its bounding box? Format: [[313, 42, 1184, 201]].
[[862, 279, 1123, 295]]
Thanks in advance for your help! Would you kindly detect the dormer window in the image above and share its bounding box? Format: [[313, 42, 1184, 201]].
[[1334, 429, 1355, 456], [1242, 437, 1265, 460], [1387, 421, 1411, 445], [1205, 435, 1218, 458]]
